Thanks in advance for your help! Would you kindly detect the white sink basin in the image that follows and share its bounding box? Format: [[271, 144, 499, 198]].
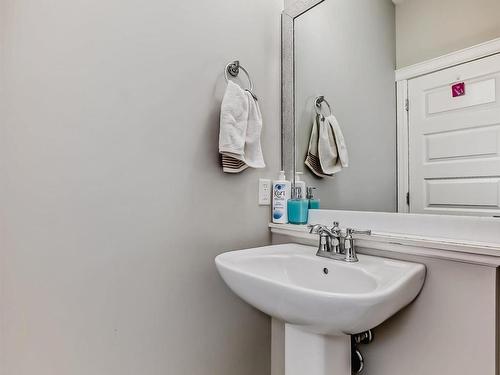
[[216, 243, 426, 335]]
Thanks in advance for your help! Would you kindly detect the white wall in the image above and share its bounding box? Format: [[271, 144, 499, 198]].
[[0, 1, 282, 374], [396, 0, 500, 67], [294, 0, 397, 212]]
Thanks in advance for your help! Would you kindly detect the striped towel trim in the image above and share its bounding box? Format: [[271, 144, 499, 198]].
[[222, 154, 249, 174], [305, 152, 333, 178]]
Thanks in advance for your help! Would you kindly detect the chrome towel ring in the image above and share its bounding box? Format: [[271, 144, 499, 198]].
[[224, 60, 254, 92], [315, 96, 332, 120]]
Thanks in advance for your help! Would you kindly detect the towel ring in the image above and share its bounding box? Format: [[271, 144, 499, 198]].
[[315, 96, 332, 119], [224, 60, 254, 92]]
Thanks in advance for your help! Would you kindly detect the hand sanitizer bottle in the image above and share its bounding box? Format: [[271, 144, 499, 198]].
[[272, 171, 291, 224]]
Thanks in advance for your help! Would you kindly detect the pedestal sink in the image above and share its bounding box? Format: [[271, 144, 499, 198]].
[[215, 243, 426, 375]]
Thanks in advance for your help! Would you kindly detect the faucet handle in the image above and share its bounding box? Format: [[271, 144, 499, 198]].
[[346, 228, 372, 236], [309, 224, 335, 238], [308, 224, 327, 234], [343, 228, 371, 263]]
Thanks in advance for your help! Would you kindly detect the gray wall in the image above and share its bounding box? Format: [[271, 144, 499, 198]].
[[396, 0, 500, 67], [0, 1, 282, 374], [294, 0, 397, 212]]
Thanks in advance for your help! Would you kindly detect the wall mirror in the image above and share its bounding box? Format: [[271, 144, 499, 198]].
[[282, 0, 500, 217]]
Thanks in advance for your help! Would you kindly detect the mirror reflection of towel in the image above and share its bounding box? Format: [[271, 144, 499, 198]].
[[305, 114, 348, 178]]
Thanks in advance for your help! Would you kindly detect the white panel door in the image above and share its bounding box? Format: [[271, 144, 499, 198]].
[[408, 53, 500, 216]]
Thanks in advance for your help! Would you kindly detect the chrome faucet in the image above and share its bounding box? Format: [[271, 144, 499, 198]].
[[309, 223, 371, 263]]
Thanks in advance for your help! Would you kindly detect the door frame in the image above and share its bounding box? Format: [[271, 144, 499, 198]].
[[395, 37, 500, 213]]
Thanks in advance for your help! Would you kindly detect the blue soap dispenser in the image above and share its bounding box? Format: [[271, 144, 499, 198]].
[[307, 187, 320, 209], [288, 186, 309, 225]]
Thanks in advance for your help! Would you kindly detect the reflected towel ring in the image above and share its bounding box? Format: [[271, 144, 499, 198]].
[[315, 96, 332, 120], [224, 60, 254, 92]]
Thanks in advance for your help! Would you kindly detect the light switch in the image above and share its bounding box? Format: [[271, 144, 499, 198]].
[[259, 178, 272, 206]]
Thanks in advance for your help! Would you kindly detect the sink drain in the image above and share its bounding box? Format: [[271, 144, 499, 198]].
[[323, 268, 329, 275]]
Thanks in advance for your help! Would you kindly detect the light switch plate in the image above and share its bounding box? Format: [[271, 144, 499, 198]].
[[259, 178, 271, 206]]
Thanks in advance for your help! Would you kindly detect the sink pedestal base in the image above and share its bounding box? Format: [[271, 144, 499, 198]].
[[285, 324, 351, 375]]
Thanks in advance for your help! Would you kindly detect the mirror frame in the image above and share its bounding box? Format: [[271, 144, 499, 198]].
[[281, 0, 325, 185]]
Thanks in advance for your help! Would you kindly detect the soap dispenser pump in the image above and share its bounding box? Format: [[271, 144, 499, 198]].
[[307, 187, 320, 209], [294, 172, 306, 198]]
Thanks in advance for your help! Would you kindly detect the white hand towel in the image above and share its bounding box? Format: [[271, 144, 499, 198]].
[[305, 114, 326, 177], [219, 81, 249, 161], [326, 114, 349, 168], [219, 81, 265, 173], [318, 115, 342, 175], [242, 89, 265, 169]]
